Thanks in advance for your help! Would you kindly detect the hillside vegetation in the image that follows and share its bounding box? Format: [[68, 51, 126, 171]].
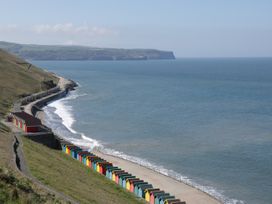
[[0, 49, 58, 117], [0, 41, 175, 61], [22, 137, 144, 204]]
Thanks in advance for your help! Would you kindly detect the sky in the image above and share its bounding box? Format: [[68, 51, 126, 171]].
[[0, 0, 272, 57]]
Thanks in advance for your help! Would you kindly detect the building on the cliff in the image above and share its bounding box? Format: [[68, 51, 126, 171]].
[[11, 111, 42, 132]]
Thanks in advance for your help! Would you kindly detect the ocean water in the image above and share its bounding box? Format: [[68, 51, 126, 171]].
[[33, 59, 272, 204]]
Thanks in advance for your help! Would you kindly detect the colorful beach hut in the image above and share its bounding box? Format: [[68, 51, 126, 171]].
[[145, 188, 160, 202], [150, 191, 165, 204], [133, 181, 148, 195], [158, 195, 175, 204], [138, 184, 154, 198], [154, 193, 170, 204], [121, 175, 135, 188], [163, 198, 180, 204], [106, 166, 120, 179], [126, 178, 139, 191], [130, 179, 143, 192], [117, 172, 131, 186], [112, 170, 125, 183], [97, 162, 112, 175]]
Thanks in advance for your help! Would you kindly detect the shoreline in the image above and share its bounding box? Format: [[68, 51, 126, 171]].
[[28, 74, 222, 204]]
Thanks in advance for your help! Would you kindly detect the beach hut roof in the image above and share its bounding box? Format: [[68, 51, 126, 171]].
[[159, 195, 174, 200], [144, 188, 160, 193], [166, 199, 181, 204], [152, 191, 165, 196], [12, 111, 42, 126]]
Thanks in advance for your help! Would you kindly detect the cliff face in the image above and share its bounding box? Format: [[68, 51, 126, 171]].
[[0, 41, 175, 61]]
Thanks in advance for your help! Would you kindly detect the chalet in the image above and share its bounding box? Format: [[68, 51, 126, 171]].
[[11, 111, 42, 132]]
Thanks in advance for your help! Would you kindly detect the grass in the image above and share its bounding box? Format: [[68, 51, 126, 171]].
[[22, 137, 145, 204], [0, 49, 58, 117]]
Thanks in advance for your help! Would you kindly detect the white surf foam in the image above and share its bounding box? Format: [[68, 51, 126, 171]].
[[99, 148, 244, 204], [45, 90, 244, 204]]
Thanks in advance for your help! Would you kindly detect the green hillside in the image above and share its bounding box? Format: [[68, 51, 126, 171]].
[[0, 49, 58, 117]]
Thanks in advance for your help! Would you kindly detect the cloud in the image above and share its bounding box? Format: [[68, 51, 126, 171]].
[[32, 23, 117, 37], [0, 24, 18, 32]]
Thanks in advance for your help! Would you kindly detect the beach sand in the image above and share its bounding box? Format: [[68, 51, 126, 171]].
[[93, 150, 222, 204]]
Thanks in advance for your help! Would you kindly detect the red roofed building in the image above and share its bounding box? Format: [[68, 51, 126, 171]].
[[11, 111, 42, 132]]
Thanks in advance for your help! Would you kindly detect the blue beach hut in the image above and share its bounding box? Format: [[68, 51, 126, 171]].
[[133, 181, 148, 195], [155, 193, 170, 204], [159, 195, 175, 204], [118, 173, 131, 186], [139, 185, 155, 199], [121, 175, 135, 188], [106, 166, 120, 179]]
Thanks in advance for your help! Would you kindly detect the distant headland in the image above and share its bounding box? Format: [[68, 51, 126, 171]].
[[0, 41, 175, 61]]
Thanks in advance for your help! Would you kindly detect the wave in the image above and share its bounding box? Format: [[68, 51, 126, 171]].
[[44, 90, 244, 204]]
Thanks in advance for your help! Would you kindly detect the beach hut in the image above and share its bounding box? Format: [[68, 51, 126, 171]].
[[164, 199, 182, 204], [158, 195, 175, 204], [145, 188, 160, 202], [69, 146, 81, 159], [133, 181, 147, 195], [96, 161, 111, 174], [98, 162, 112, 175], [77, 151, 89, 161], [150, 191, 164, 204], [86, 155, 99, 167], [126, 178, 139, 190], [106, 166, 120, 179], [82, 153, 96, 165], [117, 172, 131, 186], [111, 170, 124, 182], [92, 158, 105, 170], [114, 171, 127, 184], [130, 179, 143, 192], [138, 184, 154, 198], [72, 148, 83, 159], [60, 141, 72, 153], [154, 193, 170, 204], [11, 111, 42, 132], [121, 175, 135, 188]]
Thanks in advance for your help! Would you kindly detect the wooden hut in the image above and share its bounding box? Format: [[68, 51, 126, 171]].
[[11, 111, 42, 132], [164, 199, 181, 204], [86, 155, 100, 167], [77, 151, 90, 161], [150, 191, 164, 204], [154, 193, 170, 204], [158, 195, 175, 204], [121, 175, 135, 188], [133, 181, 148, 195], [130, 179, 143, 192], [138, 184, 154, 198], [112, 170, 125, 182], [117, 172, 131, 186], [114, 171, 127, 184], [106, 167, 120, 179], [126, 178, 139, 191], [145, 188, 160, 202], [98, 162, 112, 175]]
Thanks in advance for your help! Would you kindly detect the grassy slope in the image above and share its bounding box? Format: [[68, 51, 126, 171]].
[[22, 137, 144, 204], [0, 49, 67, 203], [0, 49, 58, 117]]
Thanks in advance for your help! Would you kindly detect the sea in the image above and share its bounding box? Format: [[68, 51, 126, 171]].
[[32, 58, 272, 204]]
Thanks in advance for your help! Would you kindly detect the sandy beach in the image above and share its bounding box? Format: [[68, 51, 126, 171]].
[[93, 150, 221, 204]]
